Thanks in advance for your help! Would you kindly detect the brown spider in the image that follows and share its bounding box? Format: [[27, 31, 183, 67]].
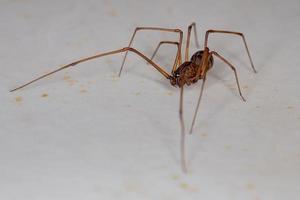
[[10, 23, 257, 173]]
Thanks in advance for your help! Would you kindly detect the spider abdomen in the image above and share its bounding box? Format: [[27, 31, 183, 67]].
[[191, 50, 214, 68]]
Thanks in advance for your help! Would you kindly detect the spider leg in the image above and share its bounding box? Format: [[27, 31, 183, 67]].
[[185, 22, 200, 61], [148, 41, 180, 72], [119, 27, 183, 76], [179, 86, 187, 173], [10, 47, 172, 92], [204, 29, 257, 73], [189, 50, 213, 134], [211, 51, 246, 101], [150, 41, 179, 61], [190, 51, 246, 134], [189, 75, 207, 134]]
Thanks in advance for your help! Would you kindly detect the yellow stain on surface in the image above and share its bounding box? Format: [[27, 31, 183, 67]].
[[63, 75, 71, 81], [224, 145, 232, 150], [180, 182, 188, 189], [110, 74, 119, 81], [41, 93, 48, 98], [171, 174, 180, 180], [246, 183, 256, 191], [166, 91, 173, 96], [63, 75, 78, 86], [135, 92, 141, 96], [201, 133, 208, 138], [124, 182, 141, 193], [15, 96, 22, 103], [68, 81, 75, 86], [179, 182, 199, 192], [287, 106, 294, 110]]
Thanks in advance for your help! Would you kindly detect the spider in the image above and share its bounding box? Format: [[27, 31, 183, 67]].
[[10, 23, 257, 173]]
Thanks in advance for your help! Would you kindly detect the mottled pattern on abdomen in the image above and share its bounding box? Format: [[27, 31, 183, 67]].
[[191, 50, 214, 69]]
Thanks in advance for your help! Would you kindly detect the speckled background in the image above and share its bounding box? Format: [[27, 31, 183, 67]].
[[1, 0, 300, 199]]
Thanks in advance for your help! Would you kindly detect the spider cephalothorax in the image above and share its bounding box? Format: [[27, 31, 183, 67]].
[[172, 61, 198, 87]]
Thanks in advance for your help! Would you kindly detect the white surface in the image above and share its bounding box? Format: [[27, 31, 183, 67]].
[[1, 0, 300, 199]]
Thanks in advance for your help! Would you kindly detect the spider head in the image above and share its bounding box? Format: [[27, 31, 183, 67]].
[[169, 75, 178, 86], [171, 62, 198, 87]]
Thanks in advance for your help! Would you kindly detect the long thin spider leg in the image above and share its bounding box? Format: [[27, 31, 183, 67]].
[[196, 47, 211, 78], [185, 22, 200, 61], [10, 47, 172, 92], [119, 27, 183, 77], [204, 29, 257, 73], [179, 86, 187, 173], [189, 76, 206, 134], [189, 51, 213, 134], [211, 51, 246, 102], [148, 41, 180, 72], [150, 41, 179, 61]]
